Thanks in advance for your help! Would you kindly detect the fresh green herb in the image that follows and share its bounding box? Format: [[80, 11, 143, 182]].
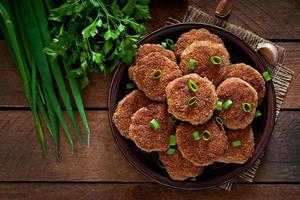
[[152, 69, 162, 79], [48, 0, 151, 88], [215, 101, 223, 111], [188, 79, 198, 92], [169, 135, 176, 146], [188, 58, 197, 69], [166, 146, 176, 155], [126, 82, 136, 89], [242, 103, 252, 112], [215, 116, 224, 126], [232, 140, 241, 147], [150, 119, 160, 131], [193, 131, 200, 141], [223, 99, 233, 109], [188, 96, 197, 106], [161, 38, 174, 50], [170, 116, 180, 125], [202, 130, 211, 141], [210, 55, 222, 64], [255, 110, 262, 118], [263, 71, 271, 81]]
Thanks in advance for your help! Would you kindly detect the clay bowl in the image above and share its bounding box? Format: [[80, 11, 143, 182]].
[[108, 23, 276, 189]]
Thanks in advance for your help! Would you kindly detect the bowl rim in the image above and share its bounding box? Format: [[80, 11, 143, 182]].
[[108, 22, 276, 190]]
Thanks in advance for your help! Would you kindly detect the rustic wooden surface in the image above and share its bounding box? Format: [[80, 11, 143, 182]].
[[0, 0, 299, 199]]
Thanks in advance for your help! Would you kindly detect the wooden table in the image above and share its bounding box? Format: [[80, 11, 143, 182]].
[[0, 0, 299, 199]]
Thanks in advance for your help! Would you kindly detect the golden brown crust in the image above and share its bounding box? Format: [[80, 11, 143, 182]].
[[159, 150, 203, 181], [129, 104, 175, 152], [113, 90, 150, 138], [176, 120, 228, 166], [136, 44, 176, 62], [225, 63, 266, 105], [166, 74, 217, 125], [217, 126, 255, 164], [175, 29, 224, 58], [217, 78, 258, 130], [180, 41, 230, 85], [129, 52, 182, 102]]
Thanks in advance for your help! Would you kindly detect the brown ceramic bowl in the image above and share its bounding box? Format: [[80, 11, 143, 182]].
[[108, 23, 276, 189]]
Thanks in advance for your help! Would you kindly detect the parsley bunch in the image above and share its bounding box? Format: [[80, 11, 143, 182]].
[[47, 0, 150, 88]]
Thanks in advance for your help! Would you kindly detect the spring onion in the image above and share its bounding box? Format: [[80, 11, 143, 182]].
[[215, 101, 223, 111], [263, 71, 271, 81], [190, 177, 197, 181], [161, 38, 174, 50], [215, 116, 224, 126], [188, 58, 197, 70], [232, 140, 241, 147], [202, 130, 211, 141], [161, 42, 167, 49], [223, 99, 233, 109], [152, 69, 162, 79], [126, 82, 136, 90], [188, 79, 198, 92], [171, 116, 180, 125], [210, 55, 222, 64], [150, 119, 160, 131], [242, 103, 252, 112], [255, 110, 262, 118], [169, 135, 176, 146], [193, 131, 200, 141], [166, 146, 176, 155], [188, 96, 197, 106]]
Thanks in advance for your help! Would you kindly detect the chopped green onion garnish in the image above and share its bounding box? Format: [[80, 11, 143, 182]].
[[202, 130, 211, 141], [166, 146, 176, 155], [161, 42, 167, 49], [242, 103, 252, 112], [232, 140, 241, 147], [215, 116, 224, 126], [188, 59, 197, 70], [157, 159, 165, 169], [193, 131, 200, 141], [188, 96, 197, 106], [263, 71, 271, 81], [188, 79, 198, 92], [190, 177, 197, 181], [223, 99, 233, 109], [171, 116, 180, 125], [169, 135, 176, 146], [215, 101, 223, 111], [255, 110, 262, 118], [126, 82, 136, 89], [150, 119, 160, 131], [210, 55, 222, 64], [165, 39, 174, 50], [152, 69, 162, 79]]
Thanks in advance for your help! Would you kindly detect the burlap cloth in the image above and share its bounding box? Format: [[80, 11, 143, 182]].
[[166, 6, 294, 191]]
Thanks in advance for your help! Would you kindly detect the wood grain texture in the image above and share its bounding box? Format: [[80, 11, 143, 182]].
[[0, 183, 299, 200], [0, 111, 299, 182], [146, 0, 300, 39]]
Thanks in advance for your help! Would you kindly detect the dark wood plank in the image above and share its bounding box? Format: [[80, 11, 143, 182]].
[[0, 40, 299, 109], [0, 111, 299, 182], [0, 183, 299, 200], [146, 0, 300, 39]]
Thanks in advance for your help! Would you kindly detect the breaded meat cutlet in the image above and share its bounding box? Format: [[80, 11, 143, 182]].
[[217, 78, 258, 130], [113, 90, 150, 139], [159, 150, 204, 181], [129, 104, 175, 152], [180, 41, 230, 85], [166, 74, 217, 125], [217, 126, 255, 164], [176, 120, 228, 166], [175, 28, 224, 58], [225, 63, 266, 105], [129, 52, 182, 102], [136, 43, 176, 62]]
